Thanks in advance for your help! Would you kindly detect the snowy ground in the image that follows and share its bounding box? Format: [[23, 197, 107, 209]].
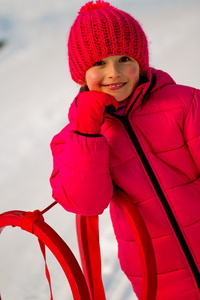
[[0, 0, 199, 299]]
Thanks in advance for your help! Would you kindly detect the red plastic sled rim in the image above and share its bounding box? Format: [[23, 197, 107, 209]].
[[76, 187, 157, 300], [0, 210, 90, 300], [113, 188, 157, 300]]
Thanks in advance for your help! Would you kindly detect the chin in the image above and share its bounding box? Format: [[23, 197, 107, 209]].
[[115, 95, 128, 102]]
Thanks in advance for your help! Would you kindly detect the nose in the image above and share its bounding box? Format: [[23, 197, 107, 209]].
[[107, 62, 121, 79]]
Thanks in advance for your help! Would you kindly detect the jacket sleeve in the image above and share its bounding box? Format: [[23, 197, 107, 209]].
[[50, 123, 113, 216], [183, 88, 200, 173]]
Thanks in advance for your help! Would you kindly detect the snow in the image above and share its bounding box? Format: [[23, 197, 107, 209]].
[[0, 0, 199, 299]]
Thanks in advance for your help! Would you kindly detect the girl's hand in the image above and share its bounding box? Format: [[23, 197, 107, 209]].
[[75, 91, 119, 135]]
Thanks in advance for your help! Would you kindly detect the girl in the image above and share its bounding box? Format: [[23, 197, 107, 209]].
[[50, 1, 200, 299]]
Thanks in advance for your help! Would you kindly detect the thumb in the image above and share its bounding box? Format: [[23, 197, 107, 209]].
[[104, 93, 119, 110]]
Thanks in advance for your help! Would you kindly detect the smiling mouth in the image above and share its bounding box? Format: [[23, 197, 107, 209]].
[[103, 82, 126, 89]]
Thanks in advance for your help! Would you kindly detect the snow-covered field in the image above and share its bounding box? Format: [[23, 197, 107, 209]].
[[0, 0, 199, 299]]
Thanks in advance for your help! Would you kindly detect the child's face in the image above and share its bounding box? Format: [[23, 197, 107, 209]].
[[85, 55, 140, 102]]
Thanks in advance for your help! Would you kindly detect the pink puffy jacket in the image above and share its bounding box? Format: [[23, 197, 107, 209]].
[[50, 68, 200, 299]]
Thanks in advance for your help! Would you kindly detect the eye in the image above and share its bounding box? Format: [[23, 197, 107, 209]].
[[93, 60, 105, 66], [119, 56, 131, 62]]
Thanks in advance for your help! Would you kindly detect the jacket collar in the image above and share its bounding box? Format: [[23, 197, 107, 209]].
[[124, 68, 175, 115]]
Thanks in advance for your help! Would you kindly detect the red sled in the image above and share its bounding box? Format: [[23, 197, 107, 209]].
[[0, 189, 157, 299]]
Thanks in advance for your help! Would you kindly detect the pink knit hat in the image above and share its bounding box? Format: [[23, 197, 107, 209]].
[[68, 0, 149, 84]]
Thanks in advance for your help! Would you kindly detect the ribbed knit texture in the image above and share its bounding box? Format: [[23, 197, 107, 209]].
[[68, 0, 149, 84]]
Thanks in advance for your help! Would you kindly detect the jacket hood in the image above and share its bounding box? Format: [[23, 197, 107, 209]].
[[150, 68, 175, 91], [123, 68, 175, 113], [138, 67, 176, 100]]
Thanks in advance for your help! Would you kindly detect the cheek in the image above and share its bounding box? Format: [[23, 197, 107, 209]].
[[128, 66, 140, 79], [129, 70, 140, 88], [126, 67, 140, 93], [85, 71, 102, 90]]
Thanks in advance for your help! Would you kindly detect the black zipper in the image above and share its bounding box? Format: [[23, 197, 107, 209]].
[[117, 114, 200, 290]]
